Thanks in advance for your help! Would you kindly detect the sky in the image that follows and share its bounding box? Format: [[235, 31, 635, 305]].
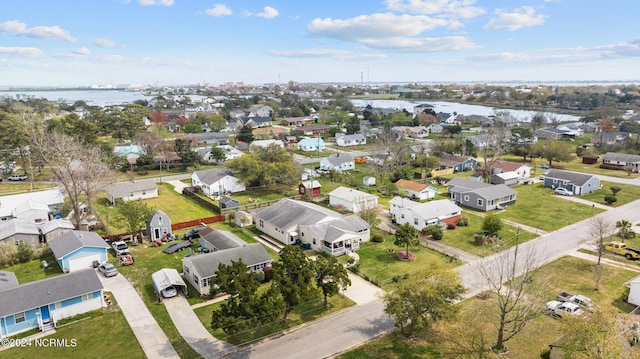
[[1, 0, 639, 87]]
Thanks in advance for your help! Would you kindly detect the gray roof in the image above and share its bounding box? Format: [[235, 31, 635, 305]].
[[193, 167, 234, 186], [0, 270, 18, 291], [544, 169, 595, 186], [326, 153, 354, 166], [339, 134, 366, 141], [603, 152, 640, 163], [0, 270, 103, 317], [254, 199, 342, 233], [303, 215, 370, 244], [0, 218, 40, 240], [220, 196, 239, 206], [200, 230, 247, 250], [184, 243, 272, 278], [328, 186, 377, 202], [151, 268, 186, 293], [408, 200, 462, 220], [48, 230, 110, 259], [106, 179, 157, 199], [447, 178, 516, 199]]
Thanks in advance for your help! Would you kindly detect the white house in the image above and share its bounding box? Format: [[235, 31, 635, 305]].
[[491, 160, 531, 180], [320, 153, 355, 173], [105, 179, 158, 205], [297, 137, 326, 152], [335, 134, 366, 147], [393, 199, 462, 231], [11, 199, 51, 223], [626, 274, 640, 307], [253, 198, 370, 256], [427, 123, 444, 134], [394, 179, 440, 200], [191, 168, 246, 196], [328, 186, 378, 213], [182, 243, 273, 296], [217, 145, 244, 161], [249, 139, 284, 151]]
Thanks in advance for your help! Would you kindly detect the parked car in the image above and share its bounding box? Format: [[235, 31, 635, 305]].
[[98, 263, 118, 277], [540, 164, 550, 169], [183, 226, 206, 240], [556, 292, 594, 310], [7, 174, 28, 181], [546, 300, 582, 317], [554, 187, 573, 196], [111, 240, 130, 256], [161, 286, 178, 298]]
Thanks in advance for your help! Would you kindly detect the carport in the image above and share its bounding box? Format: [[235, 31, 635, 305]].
[[151, 268, 187, 300]]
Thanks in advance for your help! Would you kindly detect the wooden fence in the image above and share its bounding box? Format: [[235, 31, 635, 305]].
[[102, 215, 225, 242]]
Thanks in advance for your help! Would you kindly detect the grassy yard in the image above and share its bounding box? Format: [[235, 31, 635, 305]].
[[193, 284, 355, 346], [4, 253, 63, 284], [0, 294, 145, 359], [492, 182, 605, 231], [580, 180, 640, 207], [553, 157, 640, 179], [438, 212, 539, 257], [0, 182, 57, 196], [339, 255, 638, 359]]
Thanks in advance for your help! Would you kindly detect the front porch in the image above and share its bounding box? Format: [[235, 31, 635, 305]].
[[322, 238, 360, 257]]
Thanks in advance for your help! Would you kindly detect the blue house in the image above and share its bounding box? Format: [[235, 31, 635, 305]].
[[542, 169, 601, 195], [0, 270, 104, 338], [297, 137, 326, 152], [48, 230, 110, 272], [439, 154, 477, 172]]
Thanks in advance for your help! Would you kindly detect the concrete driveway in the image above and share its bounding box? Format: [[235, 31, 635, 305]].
[[343, 272, 385, 305], [99, 271, 180, 358], [163, 295, 235, 358]]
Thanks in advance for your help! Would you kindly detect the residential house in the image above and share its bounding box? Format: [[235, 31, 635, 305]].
[[328, 186, 378, 213], [243, 116, 272, 128], [0, 270, 105, 339], [490, 160, 531, 180], [579, 122, 599, 133], [389, 197, 420, 219], [113, 144, 145, 162], [490, 172, 519, 186], [468, 134, 497, 149], [626, 274, 640, 307], [199, 229, 247, 252], [48, 230, 110, 272], [285, 136, 297, 145], [447, 178, 517, 211], [363, 176, 376, 186], [147, 210, 171, 242], [335, 134, 367, 147], [320, 153, 355, 173], [10, 199, 51, 223], [105, 179, 158, 205], [182, 243, 273, 295], [412, 104, 435, 118], [394, 179, 440, 200], [217, 145, 244, 161], [439, 154, 477, 172], [253, 198, 370, 256], [392, 126, 430, 139], [602, 152, 640, 172], [0, 189, 64, 222], [591, 133, 617, 146], [252, 126, 287, 139], [298, 180, 322, 197], [295, 125, 331, 136], [392, 198, 462, 231], [191, 168, 246, 196], [427, 123, 444, 134], [535, 126, 580, 141], [297, 137, 326, 152], [186, 132, 229, 145], [249, 139, 284, 151], [280, 116, 315, 126], [0, 218, 74, 246], [542, 169, 600, 195], [246, 104, 273, 118]]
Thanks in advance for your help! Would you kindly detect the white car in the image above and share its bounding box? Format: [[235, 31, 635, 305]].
[[554, 187, 573, 196], [546, 300, 582, 317], [161, 286, 178, 298]]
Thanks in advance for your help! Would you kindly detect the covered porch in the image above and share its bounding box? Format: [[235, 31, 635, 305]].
[[322, 237, 360, 257]]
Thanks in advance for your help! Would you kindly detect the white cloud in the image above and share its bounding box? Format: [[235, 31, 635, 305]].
[[0, 46, 43, 57], [139, 0, 174, 6], [386, 0, 485, 19], [0, 20, 76, 42], [205, 4, 232, 17], [95, 38, 118, 48], [268, 48, 387, 61], [363, 36, 479, 52], [257, 6, 280, 19], [484, 6, 546, 31], [73, 47, 92, 56]]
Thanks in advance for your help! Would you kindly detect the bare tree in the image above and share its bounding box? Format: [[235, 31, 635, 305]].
[[78, 146, 112, 215], [478, 240, 552, 353], [354, 196, 380, 228], [588, 216, 614, 265]]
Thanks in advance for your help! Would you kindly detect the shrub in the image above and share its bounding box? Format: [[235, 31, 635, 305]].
[[482, 214, 503, 236], [17, 243, 34, 263], [371, 233, 385, 243], [604, 194, 618, 205], [474, 234, 487, 246], [457, 216, 470, 226], [430, 227, 444, 240], [252, 270, 265, 283], [446, 223, 457, 230]]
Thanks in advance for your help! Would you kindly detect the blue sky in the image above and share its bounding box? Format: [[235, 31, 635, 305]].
[[1, 0, 639, 87]]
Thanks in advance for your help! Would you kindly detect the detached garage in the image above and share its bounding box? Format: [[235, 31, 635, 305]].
[[48, 230, 110, 272], [151, 268, 187, 300]]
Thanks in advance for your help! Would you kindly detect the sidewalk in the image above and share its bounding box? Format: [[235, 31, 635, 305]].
[[569, 250, 640, 273], [556, 195, 613, 211]]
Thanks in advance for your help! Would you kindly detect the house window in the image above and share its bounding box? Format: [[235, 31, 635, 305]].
[[184, 266, 189, 274], [259, 219, 264, 227], [301, 232, 304, 237], [463, 195, 469, 202], [158, 216, 163, 225], [130, 192, 134, 197], [193, 274, 199, 285], [414, 218, 419, 225], [202, 278, 209, 287], [142, 191, 146, 195], [401, 214, 405, 219], [82, 293, 92, 301], [15, 312, 25, 323], [477, 199, 484, 206], [313, 238, 316, 245]]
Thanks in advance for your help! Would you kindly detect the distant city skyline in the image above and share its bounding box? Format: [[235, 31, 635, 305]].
[[1, 0, 639, 87]]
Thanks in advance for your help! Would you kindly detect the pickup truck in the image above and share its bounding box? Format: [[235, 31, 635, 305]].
[[604, 241, 640, 260], [111, 241, 130, 256], [183, 226, 206, 240], [546, 300, 582, 317], [556, 292, 594, 310]]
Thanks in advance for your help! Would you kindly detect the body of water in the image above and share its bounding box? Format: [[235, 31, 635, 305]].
[[351, 99, 581, 123], [0, 89, 149, 107]]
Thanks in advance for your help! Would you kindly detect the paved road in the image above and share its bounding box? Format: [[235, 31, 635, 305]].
[[99, 271, 180, 359], [164, 295, 236, 358]]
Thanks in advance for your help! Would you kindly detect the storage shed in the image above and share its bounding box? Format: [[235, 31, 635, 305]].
[[151, 268, 187, 300], [582, 155, 599, 164]]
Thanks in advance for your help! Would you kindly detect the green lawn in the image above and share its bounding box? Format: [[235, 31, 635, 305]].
[[0, 182, 57, 196], [339, 255, 639, 359], [193, 284, 355, 346], [553, 157, 640, 179], [438, 212, 539, 257], [581, 180, 640, 207], [491, 182, 605, 231], [0, 295, 145, 359]]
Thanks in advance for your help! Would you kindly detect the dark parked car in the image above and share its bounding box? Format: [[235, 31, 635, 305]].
[[163, 241, 192, 254], [183, 226, 206, 240]]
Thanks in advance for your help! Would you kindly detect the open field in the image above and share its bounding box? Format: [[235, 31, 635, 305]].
[[0, 182, 57, 196], [581, 180, 640, 207], [339, 255, 639, 359]]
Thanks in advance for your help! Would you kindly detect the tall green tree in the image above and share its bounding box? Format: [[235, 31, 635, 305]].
[[535, 140, 574, 167], [394, 222, 420, 258], [482, 214, 503, 237], [46, 113, 99, 144], [112, 200, 155, 241], [174, 138, 200, 165], [384, 269, 465, 337], [236, 125, 254, 143], [272, 246, 319, 323], [313, 254, 351, 307], [226, 144, 298, 187]]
